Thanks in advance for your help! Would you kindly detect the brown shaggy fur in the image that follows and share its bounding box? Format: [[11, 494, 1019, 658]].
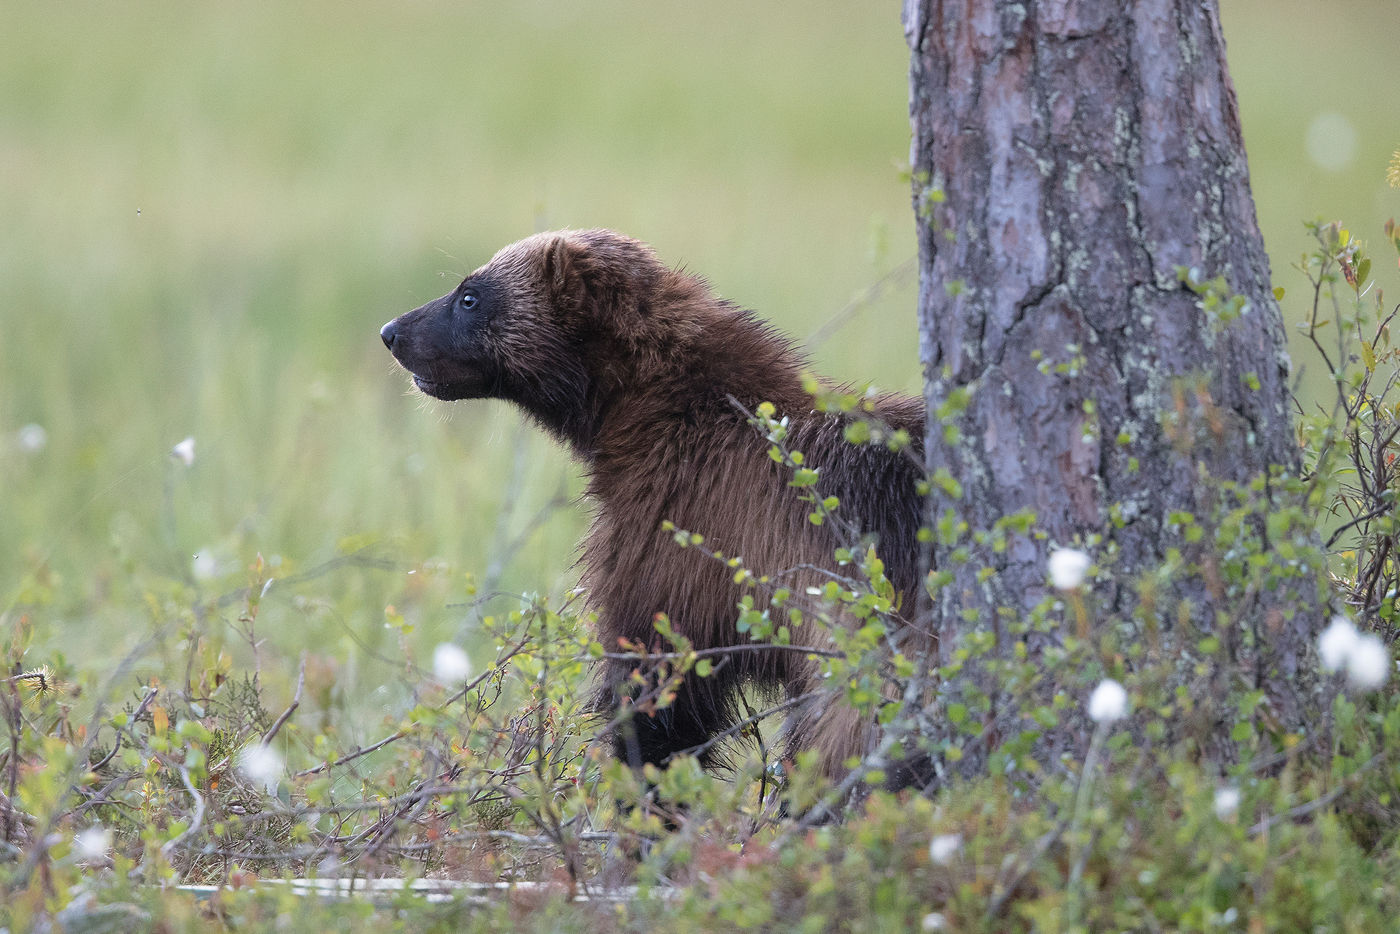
[[381, 230, 926, 782]]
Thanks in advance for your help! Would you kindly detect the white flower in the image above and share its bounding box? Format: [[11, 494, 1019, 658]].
[[928, 833, 962, 865], [1346, 633, 1390, 690], [73, 825, 112, 861], [171, 436, 196, 466], [1047, 548, 1091, 591], [17, 423, 48, 454], [921, 913, 947, 931], [191, 551, 220, 581], [1317, 615, 1391, 691], [432, 642, 472, 683], [1213, 786, 1241, 820], [1305, 111, 1358, 172], [238, 744, 284, 793], [1318, 615, 1359, 671], [1087, 679, 1128, 724]]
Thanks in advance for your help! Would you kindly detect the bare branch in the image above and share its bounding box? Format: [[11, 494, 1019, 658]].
[[262, 654, 307, 746]]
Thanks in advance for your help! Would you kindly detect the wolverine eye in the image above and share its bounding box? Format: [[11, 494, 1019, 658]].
[[457, 290, 479, 312]]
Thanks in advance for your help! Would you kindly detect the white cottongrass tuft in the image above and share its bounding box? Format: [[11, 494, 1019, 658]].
[[191, 550, 220, 581], [1213, 786, 1241, 820], [1087, 679, 1129, 724], [1047, 548, 1091, 591], [73, 825, 112, 861], [1304, 111, 1358, 172], [1347, 633, 1390, 690], [928, 833, 962, 865], [17, 423, 48, 454], [238, 743, 284, 794], [1318, 615, 1360, 672], [432, 642, 472, 683], [1318, 614, 1391, 690], [171, 436, 196, 466]]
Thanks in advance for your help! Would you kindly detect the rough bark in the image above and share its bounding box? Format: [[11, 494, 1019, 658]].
[[905, 0, 1319, 771]]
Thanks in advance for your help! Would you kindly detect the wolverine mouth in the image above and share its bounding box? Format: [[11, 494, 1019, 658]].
[[410, 372, 493, 401], [412, 374, 462, 399]]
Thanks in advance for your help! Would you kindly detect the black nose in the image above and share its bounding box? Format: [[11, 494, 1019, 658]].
[[380, 320, 398, 350]]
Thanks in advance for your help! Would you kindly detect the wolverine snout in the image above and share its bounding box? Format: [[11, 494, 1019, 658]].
[[379, 319, 400, 351]]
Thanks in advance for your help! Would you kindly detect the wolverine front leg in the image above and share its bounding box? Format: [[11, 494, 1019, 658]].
[[595, 659, 739, 772]]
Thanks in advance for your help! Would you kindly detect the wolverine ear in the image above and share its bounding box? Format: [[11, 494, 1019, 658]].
[[542, 235, 582, 299]]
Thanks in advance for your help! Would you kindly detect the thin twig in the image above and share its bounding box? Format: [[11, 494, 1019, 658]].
[[674, 693, 813, 763], [0, 789, 36, 832], [1248, 754, 1382, 837], [296, 637, 530, 778], [1325, 501, 1399, 550], [599, 643, 843, 663], [805, 256, 918, 349], [160, 764, 207, 860], [214, 548, 403, 611], [72, 770, 143, 817], [262, 654, 307, 746], [4, 672, 20, 844], [987, 818, 1070, 920], [90, 686, 160, 773], [1064, 721, 1112, 930], [295, 729, 411, 779]]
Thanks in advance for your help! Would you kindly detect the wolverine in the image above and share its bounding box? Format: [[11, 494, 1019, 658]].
[[381, 229, 926, 784]]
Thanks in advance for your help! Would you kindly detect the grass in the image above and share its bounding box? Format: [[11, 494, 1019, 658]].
[[2, 0, 924, 695], [0, 0, 1393, 732]]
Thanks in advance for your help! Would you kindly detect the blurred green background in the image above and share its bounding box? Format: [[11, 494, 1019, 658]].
[[1, 0, 1397, 703]]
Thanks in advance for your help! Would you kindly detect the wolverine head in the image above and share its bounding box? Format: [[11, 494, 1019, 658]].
[[380, 229, 688, 446]]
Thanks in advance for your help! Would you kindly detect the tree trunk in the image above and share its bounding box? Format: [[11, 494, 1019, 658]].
[[904, 0, 1319, 773]]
